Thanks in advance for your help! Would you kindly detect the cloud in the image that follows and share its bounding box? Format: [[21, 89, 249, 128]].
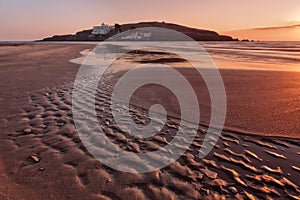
[[252, 24, 300, 31], [221, 23, 300, 41]]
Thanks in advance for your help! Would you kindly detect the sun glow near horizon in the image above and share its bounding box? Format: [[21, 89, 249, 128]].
[[222, 24, 300, 41]]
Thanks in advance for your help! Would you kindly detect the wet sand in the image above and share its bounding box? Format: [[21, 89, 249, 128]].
[[107, 48, 300, 138], [0, 43, 299, 199]]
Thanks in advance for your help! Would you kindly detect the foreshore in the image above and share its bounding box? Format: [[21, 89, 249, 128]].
[[0, 43, 299, 199]]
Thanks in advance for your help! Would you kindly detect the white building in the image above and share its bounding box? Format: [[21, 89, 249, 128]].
[[92, 23, 115, 35], [121, 32, 152, 40], [121, 32, 142, 40], [143, 32, 151, 38]]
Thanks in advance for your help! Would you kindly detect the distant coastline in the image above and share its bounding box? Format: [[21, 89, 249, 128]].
[[40, 21, 238, 42]]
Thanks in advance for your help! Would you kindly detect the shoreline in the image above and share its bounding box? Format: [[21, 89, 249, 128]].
[[0, 43, 299, 138], [1, 43, 298, 138]]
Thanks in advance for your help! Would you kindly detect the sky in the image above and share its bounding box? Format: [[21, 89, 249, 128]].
[[0, 0, 300, 41]]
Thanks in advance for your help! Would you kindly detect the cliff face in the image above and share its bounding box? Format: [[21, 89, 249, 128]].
[[41, 22, 236, 41]]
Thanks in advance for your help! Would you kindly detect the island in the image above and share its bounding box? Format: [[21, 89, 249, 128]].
[[41, 21, 238, 41]]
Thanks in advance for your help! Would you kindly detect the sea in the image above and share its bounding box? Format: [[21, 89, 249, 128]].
[[60, 40, 300, 72], [201, 41, 300, 72]]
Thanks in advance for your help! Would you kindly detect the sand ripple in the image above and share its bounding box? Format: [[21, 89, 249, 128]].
[[1, 80, 299, 199]]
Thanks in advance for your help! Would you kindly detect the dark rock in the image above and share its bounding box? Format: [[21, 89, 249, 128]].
[[39, 167, 45, 171], [30, 155, 40, 163], [229, 186, 238, 194], [24, 128, 32, 134]]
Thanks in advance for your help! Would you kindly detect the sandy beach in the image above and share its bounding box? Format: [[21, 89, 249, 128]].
[[0, 43, 299, 199]]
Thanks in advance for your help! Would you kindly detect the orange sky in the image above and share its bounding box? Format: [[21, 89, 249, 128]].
[[222, 24, 300, 41], [0, 0, 300, 41]]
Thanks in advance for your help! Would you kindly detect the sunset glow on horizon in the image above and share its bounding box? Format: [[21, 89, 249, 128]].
[[1, 0, 300, 41], [222, 24, 300, 41]]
